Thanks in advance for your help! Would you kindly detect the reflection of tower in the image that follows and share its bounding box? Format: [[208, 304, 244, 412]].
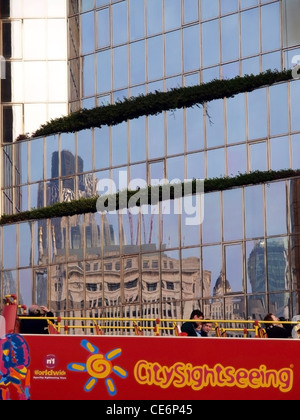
[[248, 240, 289, 315], [248, 241, 265, 293]]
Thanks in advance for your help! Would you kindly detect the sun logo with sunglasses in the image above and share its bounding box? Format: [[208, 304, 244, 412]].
[[68, 340, 128, 396]]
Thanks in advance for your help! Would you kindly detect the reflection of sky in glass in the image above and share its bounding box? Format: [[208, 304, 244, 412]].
[[3, 225, 17, 269], [225, 244, 243, 293], [202, 245, 221, 296], [270, 136, 290, 171], [245, 185, 264, 238], [19, 268, 33, 308], [266, 181, 287, 236]]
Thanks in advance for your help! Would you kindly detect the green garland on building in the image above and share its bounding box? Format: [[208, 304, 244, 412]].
[[1, 169, 299, 225], [31, 69, 293, 138]]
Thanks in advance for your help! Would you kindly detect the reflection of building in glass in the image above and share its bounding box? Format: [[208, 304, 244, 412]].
[[37, 150, 96, 208], [247, 240, 289, 317]]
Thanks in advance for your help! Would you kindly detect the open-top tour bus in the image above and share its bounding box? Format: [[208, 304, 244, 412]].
[[1, 295, 300, 401]]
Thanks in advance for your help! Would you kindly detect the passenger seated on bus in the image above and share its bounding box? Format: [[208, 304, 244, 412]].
[[181, 310, 204, 337], [20, 305, 54, 335], [200, 322, 213, 337], [263, 313, 291, 339]]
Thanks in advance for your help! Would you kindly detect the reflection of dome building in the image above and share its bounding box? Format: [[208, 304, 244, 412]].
[[248, 240, 289, 318], [213, 272, 232, 296], [211, 272, 233, 321]]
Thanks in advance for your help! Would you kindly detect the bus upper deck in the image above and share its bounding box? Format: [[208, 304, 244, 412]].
[[1, 295, 300, 400]]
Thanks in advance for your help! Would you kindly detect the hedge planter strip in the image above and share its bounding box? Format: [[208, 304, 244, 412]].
[[1, 169, 300, 225], [30, 69, 293, 139]]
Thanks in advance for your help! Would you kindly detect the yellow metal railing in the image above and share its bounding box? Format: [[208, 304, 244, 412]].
[[14, 315, 298, 338]]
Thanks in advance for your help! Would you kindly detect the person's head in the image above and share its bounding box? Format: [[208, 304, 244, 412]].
[[190, 309, 204, 328], [201, 322, 213, 334], [264, 313, 278, 325], [28, 305, 46, 317]]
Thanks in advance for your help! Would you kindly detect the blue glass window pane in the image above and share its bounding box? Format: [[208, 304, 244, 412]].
[[130, 117, 146, 163], [19, 223, 31, 267], [240, 0, 257, 9], [168, 155, 184, 181], [186, 107, 204, 152], [83, 54, 95, 97], [248, 88, 267, 140], [225, 244, 244, 293], [165, 0, 181, 31], [227, 94, 245, 144], [201, 0, 219, 21], [3, 225, 17, 269], [291, 80, 300, 132], [81, 0, 94, 12], [183, 25, 200, 72], [148, 36, 163, 81], [241, 8, 259, 57], [130, 40, 145, 85], [270, 136, 290, 171], [112, 1, 127, 46], [270, 83, 288, 136], [261, 3, 281, 52], [167, 109, 184, 156], [220, 0, 238, 15], [97, 0, 108, 6], [266, 182, 287, 236], [165, 31, 181, 76], [94, 127, 110, 170], [113, 45, 128, 90], [207, 149, 225, 179], [245, 185, 264, 238], [206, 99, 224, 147], [148, 113, 165, 159], [292, 134, 300, 169], [97, 8, 110, 48], [129, 0, 145, 40], [227, 144, 247, 177], [184, 0, 198, 23], [30, 138, 44, 182], [242, 56, 259, 77], [147, 0, 162, 36], [187, 152, 205, 180], [223, 189, 243, 241], [81, 11, 95, 54], [112, 122, 127, 166], [97, 50, 111, 94], [221, 14, 239, 62], [250, 142, 267, 172], [262, 51, 281, 72], [202, 192, 221, 243], [202, 19, 219, 67]]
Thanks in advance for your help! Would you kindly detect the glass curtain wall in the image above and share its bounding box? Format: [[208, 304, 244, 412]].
[[1, 176, 300, 333]]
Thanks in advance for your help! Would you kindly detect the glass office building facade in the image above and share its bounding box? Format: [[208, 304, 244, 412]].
[[1, 0, 300, 332]]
